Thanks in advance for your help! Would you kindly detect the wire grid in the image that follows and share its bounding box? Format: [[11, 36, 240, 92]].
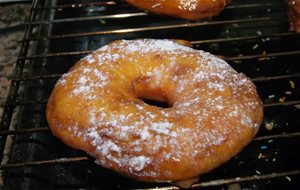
[[0, 0, 300, 189]]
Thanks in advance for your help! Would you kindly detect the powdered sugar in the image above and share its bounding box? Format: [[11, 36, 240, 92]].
[[50, 39, 262, 180], [85, 54, 95, 64], [208, 82, 225, 91], [129, 156, 151, 172], [121, 39, 193, 53], [97, 140, 121, 155], [150, 122, 177, 137], [178, 0, 198, 11], [73, 85, 92, 95], [140, 129, 152, 140], [78, 76, 88, 84], [66, 67, 108, 98]]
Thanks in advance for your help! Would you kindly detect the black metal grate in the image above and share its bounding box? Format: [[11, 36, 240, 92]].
[[0, 0, 300, 189]]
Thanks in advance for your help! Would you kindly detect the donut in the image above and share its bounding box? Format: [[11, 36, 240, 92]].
[[124, 0, 229, 20], [287, 0, 300, 33], [46, 39, 263, 184]]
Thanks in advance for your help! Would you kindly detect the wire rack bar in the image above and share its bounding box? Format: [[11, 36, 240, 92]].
[[0, 157, 89, 169], [18, 49, 300, 62], [137, 169, 300, 190], [224, 50, 300, 61], [18, 32, 296, 60], [0, 127, 49, 136], [19, 50, 92, 60], [33, 1, 117, 10], [23, 17, 273, 42], [29, 13, 148, 25], [192, 170, 300, 188], [1, 99, 47, 106], [11, 73, 62, 81], [263, 100, 300, 108], [253, 132, 300, 141], [191, 32, 295, 45], [251, 73, 300, 82]]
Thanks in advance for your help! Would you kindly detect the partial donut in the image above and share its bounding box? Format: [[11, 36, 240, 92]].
[[124, 0, 229, 20], [46, 39, 263, 183], [287, 0, 300, 33]]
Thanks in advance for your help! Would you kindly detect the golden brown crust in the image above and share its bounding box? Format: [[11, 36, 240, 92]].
[[46, 39, 263, 183], [125, 0, 229, 20]]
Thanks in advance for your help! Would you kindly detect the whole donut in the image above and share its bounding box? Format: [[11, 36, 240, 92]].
[[124, 0, 229, 20], [46, 39, 263, 183]]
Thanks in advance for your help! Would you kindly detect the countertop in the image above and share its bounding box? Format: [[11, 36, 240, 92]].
[[0, 4, 30, 186], [0, 4, 30, 117]]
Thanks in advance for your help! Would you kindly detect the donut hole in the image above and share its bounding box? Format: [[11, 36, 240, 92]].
[[140, 98, 171, 108], [136, 91, 173, 108], [133, 75, 173, 108]]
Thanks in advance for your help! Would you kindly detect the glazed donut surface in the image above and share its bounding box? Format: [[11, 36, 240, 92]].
[[46, 39, 263, 182], [124, 0, 229, 20]]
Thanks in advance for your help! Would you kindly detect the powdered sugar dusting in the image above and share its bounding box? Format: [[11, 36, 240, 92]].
[[129, 156, 151, 172], [178, 0, 198, 11], [121, 39, 193, 53], [151, 122, 177, 137], [61, 65, 109, 100], [51, 39, 262, 180]]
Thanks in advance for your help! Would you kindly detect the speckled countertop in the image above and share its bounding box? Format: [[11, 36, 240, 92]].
[[0, 4, 30, 117]]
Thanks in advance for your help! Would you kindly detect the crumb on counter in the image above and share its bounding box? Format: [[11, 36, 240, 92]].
[[265, 122, 274, 130]]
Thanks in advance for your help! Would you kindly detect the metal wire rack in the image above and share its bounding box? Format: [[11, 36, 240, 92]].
[[0, 0, 300, 189]]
